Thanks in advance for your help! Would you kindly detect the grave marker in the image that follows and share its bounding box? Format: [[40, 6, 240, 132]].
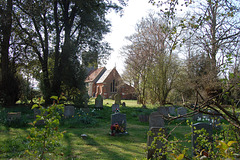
[[147, 127, 166, 160], [168, 106, 176, 116], [192, 123, 213, 157], [64, 105, 75, 118], [111, 113, 127, 135], [112, 104, 120, 113], [114, 93, 121, 105], [177, 107, 187, 120], [149, 112, 165, 128], [95, 95, 103, 109]]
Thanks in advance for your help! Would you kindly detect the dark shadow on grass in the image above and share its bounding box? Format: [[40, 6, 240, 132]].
[[83, 135, 125, 160], [63, 133, 76, 160]]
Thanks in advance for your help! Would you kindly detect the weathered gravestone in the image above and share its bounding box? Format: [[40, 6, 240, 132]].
[[149, 112, 165, 128], [157, 107, 169, 119], [7, 112, 21, 122], [112, 104, 120, 113], [64, 105, 75, 118], [147, 127, 167, 160], [139, 114, 149, 123], [114, 93, 121, 105], [111, 113, 127, 134], [177, 107, 187, 120], [168, 106, 176, 116], [192, 123, 213, 157], [95, 95, 103, 109]]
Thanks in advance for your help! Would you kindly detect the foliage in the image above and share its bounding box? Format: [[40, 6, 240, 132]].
[[26, 95, 66, 159], [148, 121, 240, 159]]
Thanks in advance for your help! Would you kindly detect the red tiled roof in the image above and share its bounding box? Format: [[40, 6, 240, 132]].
[[85, 67, 106, 83]]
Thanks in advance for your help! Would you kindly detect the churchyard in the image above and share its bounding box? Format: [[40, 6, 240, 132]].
[[0, 98, 237, 159]]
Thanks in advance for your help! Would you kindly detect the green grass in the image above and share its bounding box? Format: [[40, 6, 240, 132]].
[[0, 99, 217, 159]]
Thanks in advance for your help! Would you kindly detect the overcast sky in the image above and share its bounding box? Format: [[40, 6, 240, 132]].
[[104, 0, 159, 74]]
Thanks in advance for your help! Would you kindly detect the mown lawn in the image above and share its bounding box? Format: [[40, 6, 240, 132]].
[[0, 99, 192, 160]]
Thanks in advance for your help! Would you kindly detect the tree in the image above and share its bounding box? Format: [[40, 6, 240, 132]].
[[0, 0, 21, 106], [13, 0, 126, 105], [123, 13, 183, 105]]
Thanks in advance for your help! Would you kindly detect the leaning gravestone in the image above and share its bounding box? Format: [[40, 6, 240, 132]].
[[147, 127, 166, 160], [177, 107, 187, 120], [112, 104, 120, 113], [64, 105, 75, 118], [95, 95, 103, 109], [111, 113, 127, 134], [114, 93, 121, 105], [192, 123, 213, 156], [149, 112, 165, 128]]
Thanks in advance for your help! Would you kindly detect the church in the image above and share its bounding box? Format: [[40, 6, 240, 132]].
[[85, 67, 135, 99]]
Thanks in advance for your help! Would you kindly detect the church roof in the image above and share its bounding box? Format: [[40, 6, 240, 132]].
[[96, 68, 113, 84], [85, 67, 106, 83]]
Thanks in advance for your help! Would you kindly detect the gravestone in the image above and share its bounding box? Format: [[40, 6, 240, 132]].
[[139, 114, 149, 123], [177, 107, 187, 120], [192, 113, 203, 122], [157, 107, 169, 119], [168, 106, 176, 116], [114, 93, 121, 105], [192, 123, 213, 156], [208, 110, 221, 129], [149, 112, 165, 128], [111, 113, 127, 134], [147, 127, 167, 160], [112, 104, 120, 113], [64, 105, 75, 118], [122, 102, 126, 107], [7, 112, 21, 122], [33, 108, 46, 125], [95, 95, 103, 109]]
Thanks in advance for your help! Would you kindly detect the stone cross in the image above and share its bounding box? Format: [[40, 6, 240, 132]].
[[114, 93, 121, 105]]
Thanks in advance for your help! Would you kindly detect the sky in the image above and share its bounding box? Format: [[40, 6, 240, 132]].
[[104, 0, 160, 74]]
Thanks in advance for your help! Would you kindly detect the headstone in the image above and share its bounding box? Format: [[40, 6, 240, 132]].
[[122, 102, 126, 107], [158, 107, 169, 119], [33, 108, 46, 125], [139, 114, 149, 123], [111, 113, 127, 134], [95, 95, 103, 109], [208, 110, 221, 129], [192, 123, 213, 157], [168, 106, 176, 116], [149, 112, 165, 128], [114, 93, 121, 105], [64, 105, 75, 118], [7, 112, 21, 122], [147, 127, 167, 160], [192, 113, 203, 122], [112, 104, 120, 113], [177, 107, 187, 120]]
